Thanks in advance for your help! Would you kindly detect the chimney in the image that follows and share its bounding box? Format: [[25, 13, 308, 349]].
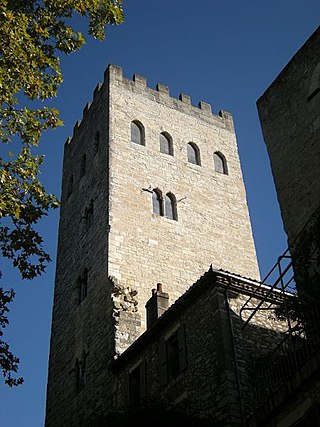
[[145, 283, 169, 329]]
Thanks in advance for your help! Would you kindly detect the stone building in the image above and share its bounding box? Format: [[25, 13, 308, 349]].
[[255, 26, 320, 426], [257, 26, 320, 256], [111, 268, 289, 427], [46, 64, 292, 427]]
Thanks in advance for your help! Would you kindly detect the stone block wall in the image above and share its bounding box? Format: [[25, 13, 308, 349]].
[[111, 272, 289, 426], [257, 27, 320, 249], [107, 64, 260, 334], [46, 64, 260, 426], [112, 280, 240, 426], [256, 30, 320, 425]]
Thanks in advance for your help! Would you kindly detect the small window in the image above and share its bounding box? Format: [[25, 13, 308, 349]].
[[160, 132, 173, 156], [85, 200, 94, 229], [307, 64, 320, 102], [78, 269, 88, 303], [128, 361, 146, 406], [187, 142, 201, 165], [131, 121, 145, 145], [129, 366, 141, 406], [165, 193, 178, 221], [158, 325, 187, 386], [167, 332, 180, 378], [67, 174, 73, 198], [213, 152, 228, 175], [75, 352, 87, 393], [75, 359, 81, 392], [94, 131, 100, 153], [152, 189, 163, 216], [81, 353, 87, 387], [80, 154, 86, 178]]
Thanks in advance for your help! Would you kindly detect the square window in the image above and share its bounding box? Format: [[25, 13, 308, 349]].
[[167, 332, 180, 379], [129, 365, 141, 406], [127, 360, 146, 406], [158, 325, 187, 386]]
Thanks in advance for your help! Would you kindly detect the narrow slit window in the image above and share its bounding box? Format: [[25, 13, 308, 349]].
[[86, 200, 94, 229], [94, 131, 100, 153], [75, 359, 81, 392], [75, 353, 87, 393], [79, 269, 88, 302], [187, 143, 201, 165], [67, 174, 73, 198], [81, 352, 87, 387], [80, 154, 86, 178]]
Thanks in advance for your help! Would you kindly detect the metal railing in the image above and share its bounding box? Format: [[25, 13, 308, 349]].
[[247, 308, 320, 411], [240, 248, 296, 331], [240, 205, 320, 415]]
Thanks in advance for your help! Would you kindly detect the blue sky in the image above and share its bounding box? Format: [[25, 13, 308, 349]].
[[0, 1, 319, 426]]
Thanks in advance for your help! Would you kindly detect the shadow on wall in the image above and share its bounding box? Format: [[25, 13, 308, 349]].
[[86, 399, 218, 427]]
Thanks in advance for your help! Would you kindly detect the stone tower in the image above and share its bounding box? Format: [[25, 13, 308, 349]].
[[45, 65, 259, 426]]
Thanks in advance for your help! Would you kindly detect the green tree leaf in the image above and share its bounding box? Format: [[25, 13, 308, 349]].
[[0, 0, 124, 386]]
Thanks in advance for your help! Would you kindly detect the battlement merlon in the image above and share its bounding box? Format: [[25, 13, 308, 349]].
[[105, 64, 234, 130], [66, 64, 235, 149]]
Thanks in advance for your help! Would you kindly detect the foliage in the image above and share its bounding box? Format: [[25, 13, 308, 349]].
[[0, 148, 59, 279], [0, 284, 23, 386], [0, 0, 124, 385]]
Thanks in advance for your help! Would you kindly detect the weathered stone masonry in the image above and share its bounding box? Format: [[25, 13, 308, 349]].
[[255, 27, 320, 427], [111, 269, 288, 426], [257, 27, 320, 251], [46, 64, 260, 426], [107, 64, 260, 332]]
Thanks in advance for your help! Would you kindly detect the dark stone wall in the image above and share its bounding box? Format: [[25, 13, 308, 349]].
[[257, 27, 320, 248], [111, 279, 288, 427]]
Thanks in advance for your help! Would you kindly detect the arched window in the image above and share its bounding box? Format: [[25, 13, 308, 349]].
[[159, 132, 173, 155], [152, 189, 163, 216], [187, 142, 201, 165], [94, 131, 100, 153], [165, 193, 178, 221], [80, 153, 86, 178], [213, 152, 228, 174], [131, 121, 145, 145], [67, 174, 73, 198]]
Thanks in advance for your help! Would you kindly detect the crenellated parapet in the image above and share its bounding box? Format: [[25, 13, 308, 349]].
[[64, 79, 106, 148], [106, 64, 233, 125], [65, 64, 234, 147]]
